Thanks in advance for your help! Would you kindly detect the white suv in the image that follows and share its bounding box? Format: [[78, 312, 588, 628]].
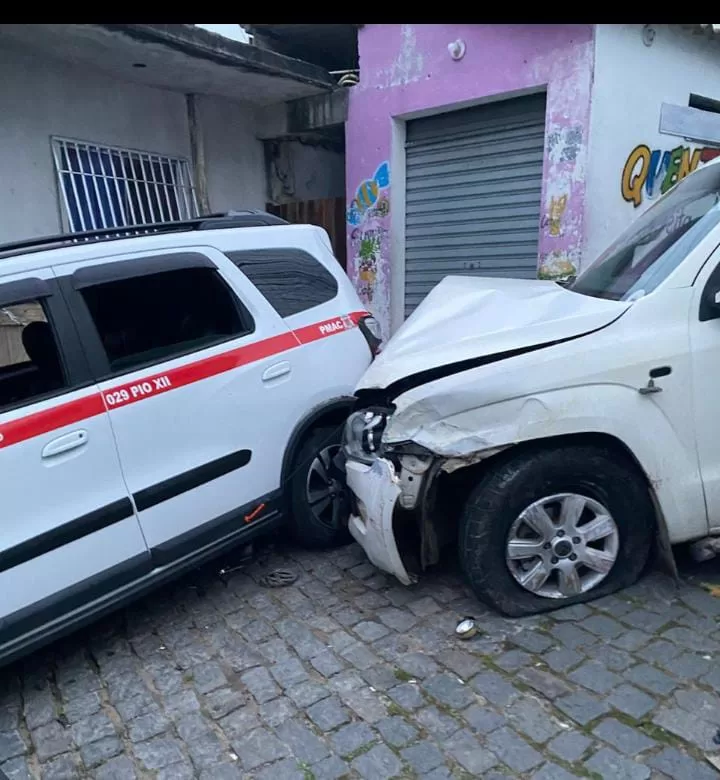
[[343, 159, 720, 617], [0, 211, 379, 666]]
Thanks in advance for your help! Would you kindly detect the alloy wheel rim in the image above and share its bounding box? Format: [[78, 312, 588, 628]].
[[505, 492, 619, 599], [305, 444, 346, 529]]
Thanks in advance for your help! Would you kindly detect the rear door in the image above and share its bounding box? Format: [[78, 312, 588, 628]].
[[56, 247, 300, 563], [0, 270, 147, 648]]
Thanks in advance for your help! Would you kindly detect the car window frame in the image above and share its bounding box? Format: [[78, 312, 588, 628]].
[[224, 248, 339, 318], [0, 276, 92, 416], [56, 252, 256, 382]]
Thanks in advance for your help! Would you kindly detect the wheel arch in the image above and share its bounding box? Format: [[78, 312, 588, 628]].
[[280, 395, 355, 491]]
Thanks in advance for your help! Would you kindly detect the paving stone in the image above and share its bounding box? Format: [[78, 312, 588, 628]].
[[331, 722, 376, 756], [445, 728, 499, 774], [340, 687, 388, 723], [607, 684, 657, 719], [469, 670, 519, 706], [397, 652, 440, 679], [41, 753, 81, 779], [275, 719, 329, 764], [624, 664, 677, 695], [556, 691, 611, 725], [610, 629, 654, 653], [376, 607, 418, 632], [592, 717, 656, 754], [642, 639, 682, 664], [442, 650, 485, 680], [388, 682, 425, 711], [353, 621, 391, 642], [313, 754, 350, 779], [156, 760, 195, 780], [517, 667, 573, 699], [234, 727, 290, 770], [602, 647, 635, 672], [259, 697, 297, 728], [423, 673, 475, 709], [163, 689, 201, 721], [310, 650, 346, 678], [286, 681, 331, 708], [495, 649, 532, 671], [190, 661, 227, 694], [81, 736, 124, 769], [132, 737, 185, 771], [622, 609, 670, 633], [511, 629, 554, 653], [204, 688, 247, 720], [94, 755, 138, 780], [241, 666, 281, 704], [306, 696, 351, 731], [31, 721, 71, 762], [376, 716, 417, 747], [352, 743, 402, 779], [0, 707, 19, 733], [362, 666, 399, 692], [416, 706, 461, 738], [0, 756, 32, 780], [275, 619, 327, 660], [23, 687, 56, 731], [462, 704, 504, 735], [506, 697, 563, 743], [200, 763, 243, 780], [647, 746, 720, 780], [675, 687, 720, 724], [653, 706, 718, 751], [532, 763, 583, 780], [0, 731, 26, 762], [486, 726, 543, 772], [665, 652, 713, 679], [71, 712, 116, 746], [219, 706, 261, 740], [402, 741, 445, 773], [340, 643, 381, 671], [407, 596, 441, 617], [548, 730, 593, 762], [662, 625, 719, 653], [550, 623, 598, 650], [128, 710, 170, 744], [585, 746, 651, 779], [568, 661, 622, 694]]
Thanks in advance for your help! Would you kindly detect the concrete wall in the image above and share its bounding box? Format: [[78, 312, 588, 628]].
[[266, 139, 345, 205], [0, 43, 267, 243], [584, 24, 720, 264], [346, 24, 595, 336]]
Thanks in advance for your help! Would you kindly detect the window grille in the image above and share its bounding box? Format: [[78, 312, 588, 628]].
[[51, 137, 199, 232]]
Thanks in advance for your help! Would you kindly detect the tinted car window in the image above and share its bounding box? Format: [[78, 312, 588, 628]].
[[81, 267, 251, 373], [226, 249, 338, 317], [0, 300, 66, 411]]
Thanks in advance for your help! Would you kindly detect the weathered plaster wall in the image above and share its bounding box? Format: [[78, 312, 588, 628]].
[[584, 24, 720, 264], [266, 140, 345, 205], [346, 24, 594, 336]]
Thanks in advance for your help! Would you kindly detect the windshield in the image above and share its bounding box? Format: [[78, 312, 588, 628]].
[[570, 163, 720, 301]]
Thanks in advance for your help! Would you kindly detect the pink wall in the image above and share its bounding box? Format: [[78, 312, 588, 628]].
[[346, 24, 595, 336]]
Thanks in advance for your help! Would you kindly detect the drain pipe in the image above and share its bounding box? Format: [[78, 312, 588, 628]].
[[186, 93, 211, 215]]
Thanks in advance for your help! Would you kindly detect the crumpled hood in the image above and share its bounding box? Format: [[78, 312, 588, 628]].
[[358, 275, 631, 391]]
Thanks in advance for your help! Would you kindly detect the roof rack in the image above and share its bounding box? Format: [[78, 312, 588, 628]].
[[0, 210, 290, 260]]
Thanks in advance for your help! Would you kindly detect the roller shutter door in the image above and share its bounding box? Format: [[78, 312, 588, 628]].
[[404, 92, 547, 316]]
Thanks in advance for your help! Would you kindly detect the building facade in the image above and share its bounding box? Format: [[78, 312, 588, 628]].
[[346, 24, 720, 337], [0, 24, 346, 250]]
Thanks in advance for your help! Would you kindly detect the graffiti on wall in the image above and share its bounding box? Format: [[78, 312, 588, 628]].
[[621, 144, 720, 208], [348, 162, 391, 306], [541, 194, 569, 237], [347, 162, 390, 226]]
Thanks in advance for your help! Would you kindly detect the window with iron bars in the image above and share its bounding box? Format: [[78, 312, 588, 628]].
[[51, 137, 200, 233]]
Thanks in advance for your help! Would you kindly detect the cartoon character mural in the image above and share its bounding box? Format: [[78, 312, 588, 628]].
[[348, 162, 391, 307], [621, 144, 720, 207]]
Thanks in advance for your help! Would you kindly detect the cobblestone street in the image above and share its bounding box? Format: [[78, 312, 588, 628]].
[[2, 542, 720, 779]]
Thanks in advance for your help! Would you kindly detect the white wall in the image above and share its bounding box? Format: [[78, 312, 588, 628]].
[[584, 24, 720, 264], [0, 43, 268, 243]]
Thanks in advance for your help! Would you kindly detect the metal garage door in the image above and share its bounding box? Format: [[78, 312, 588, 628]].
[[404, 92, 547, 316]]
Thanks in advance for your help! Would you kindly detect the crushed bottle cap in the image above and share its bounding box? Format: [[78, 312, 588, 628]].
[[455, 617, 478, 640]]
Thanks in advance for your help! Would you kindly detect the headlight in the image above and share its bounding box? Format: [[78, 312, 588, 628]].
[[343, 409, 388, 461]]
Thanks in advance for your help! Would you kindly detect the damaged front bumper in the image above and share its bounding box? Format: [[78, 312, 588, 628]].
[[345, 456, 416, 585]]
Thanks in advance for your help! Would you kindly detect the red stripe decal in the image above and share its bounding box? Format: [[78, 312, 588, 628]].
[[0, 310, 371, 449]]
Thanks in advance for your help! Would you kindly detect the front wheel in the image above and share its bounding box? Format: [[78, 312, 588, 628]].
[[458, 444, 655, 617], [287, 425, 352, 549]]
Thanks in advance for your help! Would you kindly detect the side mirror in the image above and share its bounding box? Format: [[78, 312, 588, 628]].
[[700, 286, 720, 322]]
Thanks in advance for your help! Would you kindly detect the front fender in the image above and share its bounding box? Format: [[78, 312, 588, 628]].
[[386, 384, 708, 543]]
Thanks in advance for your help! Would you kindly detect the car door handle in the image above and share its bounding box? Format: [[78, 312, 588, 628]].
[[42, 430, 88, 458], [262, 361, 292, 382]]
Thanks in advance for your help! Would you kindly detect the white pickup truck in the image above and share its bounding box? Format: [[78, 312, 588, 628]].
[[342, 157, 720, 617]]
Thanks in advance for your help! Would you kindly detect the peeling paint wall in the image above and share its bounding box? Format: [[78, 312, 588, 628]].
[[584, 24, 720, 265], [347, 24, 595, 336]]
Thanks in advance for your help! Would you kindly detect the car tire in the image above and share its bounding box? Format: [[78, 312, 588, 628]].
[[288, 425, 352, 549], [458, 444, 655, 617]]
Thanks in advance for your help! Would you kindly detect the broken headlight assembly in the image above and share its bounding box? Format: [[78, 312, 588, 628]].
[[343, 409, 389, 462]]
